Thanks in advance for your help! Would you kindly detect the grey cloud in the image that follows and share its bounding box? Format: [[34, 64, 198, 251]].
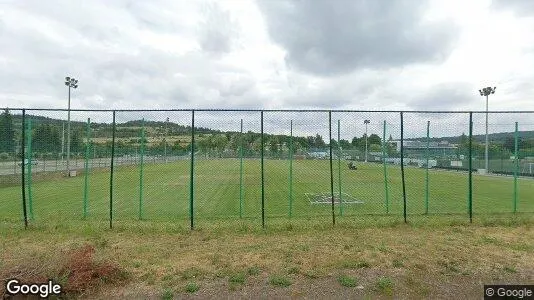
[[407, 83, 476, 111], [198, 2, 239, 54], [125, 2, 179, 33], [281, 70, 393, 109], [0, 0, 258, 110], [257, 0, 458, 76], [492, 0, 534, 16]]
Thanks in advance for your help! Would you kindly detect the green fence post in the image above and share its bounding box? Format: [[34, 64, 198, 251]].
[[239, 119, 244, 219], [109, 111, 116, 229], [400, 112, 407, 223], [26, 118, 33, 220], [425, 120, 430, 215], [468, 112, 473, 223], [190, 110, 195, 230], [139, 118, 145, 220], [21, 109, 28, 229], [329, 111, 335, 226], [513, 121, 518, 213], [382, 120, 390, 214], [83, 118, 91, 218], [288, 120, 293, 218], [261, 111, 265, 228], [337, 119, 343, 216]]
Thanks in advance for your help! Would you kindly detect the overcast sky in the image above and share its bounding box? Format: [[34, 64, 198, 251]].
[[1, 0, 534, 113]]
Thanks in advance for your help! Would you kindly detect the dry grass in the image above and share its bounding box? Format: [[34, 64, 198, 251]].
[[1, 221, 533, 298], [0, 242, 127, 298]]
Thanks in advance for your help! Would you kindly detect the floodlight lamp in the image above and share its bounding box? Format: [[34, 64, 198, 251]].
[[66, 76, 70, 81], [73, 85, 78, 89], [65, 82, 69, 86]]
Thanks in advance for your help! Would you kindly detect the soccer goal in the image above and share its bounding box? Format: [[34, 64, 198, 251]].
[[305, 192, 364, 205]]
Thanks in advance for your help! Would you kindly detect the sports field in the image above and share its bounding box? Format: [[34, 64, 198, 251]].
[[1, 159, 533, 224]]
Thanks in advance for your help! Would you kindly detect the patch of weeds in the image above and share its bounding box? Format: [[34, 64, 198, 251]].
[[460, 270, 471, 276], [509, 242, 534, 252], [228, 272, 246, 291], [247, 266, 261, 276], [135, 245, 151, 254], [200, 235, 212, 242], [303, 269, 324, 279], [451, 226, 465, 233], [94, 237, 109, 248], [296, 244, 310, 252], [287, 266, 300, 275], [225, 272, 245, 291], [162, 274, 173, 281], [269, 274, 292, 287], [503, 266, 517, 273], [185, 282, 199, 293], [480, 236, 500, 245], [282, 250, 294, 263], [357, 261, 370, 268], [413, 263, 427, 270], [339, 259, 370, 269], [132, 261, 141, 268], [375, 276, 394, 296], [180, 267, 203, 280], [229, 272, 246, 284], [338, 274, 358, 287], [392, 259, 404, 268], [377, 244, 391, 253], [438, 260, 460, 274], [161, 288, 173, 300], [140, 271, 156, 285], [210, 253, 227, 266], [244, 244, 262, 251], [214, 268, 232, 278]]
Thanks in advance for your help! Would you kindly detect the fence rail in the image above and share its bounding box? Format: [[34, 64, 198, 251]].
[[1, 109, 533, 229]]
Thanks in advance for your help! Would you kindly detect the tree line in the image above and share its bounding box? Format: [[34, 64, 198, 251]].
[[2, 109, 534, 159]]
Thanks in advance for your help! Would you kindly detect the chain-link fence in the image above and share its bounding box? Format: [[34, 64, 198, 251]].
[[1, 109, 533, 228]]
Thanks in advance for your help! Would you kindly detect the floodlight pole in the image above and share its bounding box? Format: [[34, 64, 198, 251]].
[[485, 94, 489, 171], [66, 85, 71, 175], [65, 76, 78, 176], [479, 86, 496, 173]]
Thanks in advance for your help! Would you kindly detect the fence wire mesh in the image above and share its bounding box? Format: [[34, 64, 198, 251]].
[[1, 109, 533, 228]]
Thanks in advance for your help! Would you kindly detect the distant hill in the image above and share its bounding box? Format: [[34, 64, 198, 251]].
[[10, 114, 221, 138], [407, 131, 534, 143], [8, 113, 534, 143]]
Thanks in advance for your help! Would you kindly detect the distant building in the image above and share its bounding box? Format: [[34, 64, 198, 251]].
[[391, 140, 458, 157], [308, 151, 329, 159]]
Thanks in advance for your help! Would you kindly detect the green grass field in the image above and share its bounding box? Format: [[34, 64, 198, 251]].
[[0, 159, 533, 224]]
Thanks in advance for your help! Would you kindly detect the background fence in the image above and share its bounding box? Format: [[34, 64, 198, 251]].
[[1, 109, 533, 229]]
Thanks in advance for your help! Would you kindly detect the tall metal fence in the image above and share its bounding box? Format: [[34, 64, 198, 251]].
[[1, 109, 533, 229]]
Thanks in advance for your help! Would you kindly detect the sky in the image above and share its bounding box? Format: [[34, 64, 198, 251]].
[[1, 0, 534, 138]]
